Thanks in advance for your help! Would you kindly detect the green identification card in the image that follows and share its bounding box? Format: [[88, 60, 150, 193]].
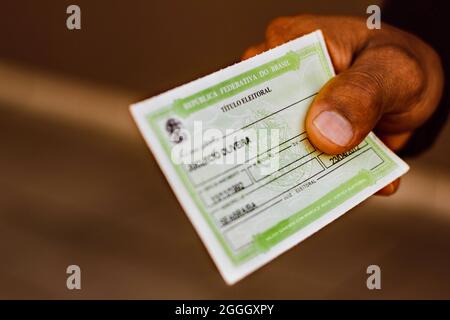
[[130, 31, 409, 284]]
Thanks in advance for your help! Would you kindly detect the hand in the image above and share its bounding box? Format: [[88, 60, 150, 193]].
[[242, 15, 444, 195]]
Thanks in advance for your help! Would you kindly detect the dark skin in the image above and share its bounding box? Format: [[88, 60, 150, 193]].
[[242, 15, 444, 195]]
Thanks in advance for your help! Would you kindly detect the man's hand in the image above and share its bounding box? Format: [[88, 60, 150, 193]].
[[242, 15, 443, 195]]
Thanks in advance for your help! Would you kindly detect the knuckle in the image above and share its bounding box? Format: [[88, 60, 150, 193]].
[[265, 14, 317, 47], [267, 16, 293, 30], [341, 69, 385, 108], [324, 72, 384, 131], [375, 44, 425, 95], [265, 16, 292, 39]]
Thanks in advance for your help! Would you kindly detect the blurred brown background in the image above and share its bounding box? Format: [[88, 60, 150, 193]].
[[1, 0, 449, 299]]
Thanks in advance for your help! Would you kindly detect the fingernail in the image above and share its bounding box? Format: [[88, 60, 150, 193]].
[[313, 111, 354, 147]]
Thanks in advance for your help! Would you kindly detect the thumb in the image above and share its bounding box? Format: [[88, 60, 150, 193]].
[[305, 71, 382, 155], [305, 45, 422, 155]]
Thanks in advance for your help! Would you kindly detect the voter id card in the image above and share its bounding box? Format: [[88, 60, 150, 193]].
[[130, 31, 409, 284]]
